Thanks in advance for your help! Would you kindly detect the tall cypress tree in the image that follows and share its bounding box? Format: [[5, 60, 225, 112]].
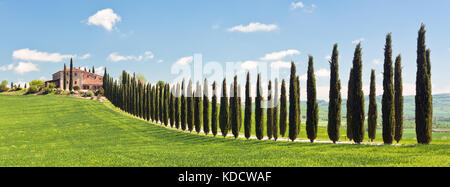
[[350, 43, 365, 144], [194, 82, 203, 134], [231, 76, 240, 139], [244, 72, 252, 139], [203, 79, 210, 135], [368, 69, 378, 142], [154, 84, 159, 122], [328, 44, 342, 143], [159, 82, 164, 122], [170, 85, 176, 127], [416, 24, 433, 144], [289, 62, 299, 141], [255, 73, 264, 140], [219, 78, 229, 137], [237, 84, 242, 137], [280, 79, 287, 137], [347, 68, 353, 141], [266, 80, 273, 140], [273, 78, 279, 141], [63, 63, 67, 90], [187, 80, 194, 132], [181, 80, 187, 131], [211, 81, 218, 136], [306, 55, 319, 143], [394, 55, 404, 143], [175, 83, 181, 129], [296, 76, 301, 134], [382, 33, 395, 145], [69, 58, 73, 91]]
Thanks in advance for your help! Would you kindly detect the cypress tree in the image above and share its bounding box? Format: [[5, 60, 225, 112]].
[[231, 76, 240, 139], [382, 33, 395, 145], [416, 24, 433, 144], [280, 79, 287, 137], [181, 80, 187, 131], [203, 79, 210, 135], [219, 78, 229, 137], [170, 85, 176, 127], [187, 80, 194, 132], [289, 62, 299, 141], [244, 72, 252, 139], [346, 68, 353, 141], [160, 83, 165, 123], [147, 83, 151, 121], [368, 69, 378, 142], [194, 81, 203, 134], [211, 81, 218, 136], [255, 74, 264, 140], [273, 78, 279, 141], [296, 76, 301, 134], [92, 66, 95, 74], [154, 85, 159, 122], [237, 84, 242, 136], [267, 80, 273, 140], [394, 55, 404, 143], [328, 44, 342, 143], [175, 83, 181, 129], [150, 84, 154, 121], [350, 43, 365, 144], [306, 55, 319, 143], [63, 64, 67, 90], [69, 58, 73, 91], [165, 84, 170, 126]]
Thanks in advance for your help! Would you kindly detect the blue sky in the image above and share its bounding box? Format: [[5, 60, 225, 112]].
[[1, 0, 449, 100]]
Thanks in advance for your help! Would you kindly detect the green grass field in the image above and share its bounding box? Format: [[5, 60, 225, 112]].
[[0, 95, 449, 167]]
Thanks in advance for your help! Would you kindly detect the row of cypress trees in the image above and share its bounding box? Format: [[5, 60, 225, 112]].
[[102, 25, 432, 144]]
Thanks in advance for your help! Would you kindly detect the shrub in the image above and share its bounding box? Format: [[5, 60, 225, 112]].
[[48, 83, 56, 89], [29, 80, 45, 89], [27, 85, 39, 94], [73, 86, 81, 91], [43, 87, 52, 94], [0, 80, 8, 92], [55, 89, 63, 95], [62, 90, 71, 95], [97, 87, 104, 96], [84, 91, 95, 97]]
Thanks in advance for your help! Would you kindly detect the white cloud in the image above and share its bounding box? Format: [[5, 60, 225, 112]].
[[228, 22, 278, 33], [270, 61, 291, 69], [299, 68, 330, 81], [12, 48, 73, 63], [291, 2, 316, 13], [144, 51, 155, 60], [261, 49, 300, 61], [14, 62, 39, 74], [372, 59, 382, 65], [80, 53, 91, 60], [87, 8, 121, 31], [325, 55, 332, 61], [157, 59, 164, 63], [107, 51, 154, 62], [0, 64, 14, 71], [241, 61, 260, 70], [290, 2, 304, 10], [95, 66, 105, 75], [175, 56, 194, 65], [352, 38, 365, 44]]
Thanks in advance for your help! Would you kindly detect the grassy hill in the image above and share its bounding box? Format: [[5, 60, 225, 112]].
[[0, 95, 449, 166]]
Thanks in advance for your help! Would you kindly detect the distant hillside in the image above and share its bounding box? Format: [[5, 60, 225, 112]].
[[309, 93, 450, 128]]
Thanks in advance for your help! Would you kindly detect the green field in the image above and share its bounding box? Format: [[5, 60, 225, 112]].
[[0, 95, 449, 167]]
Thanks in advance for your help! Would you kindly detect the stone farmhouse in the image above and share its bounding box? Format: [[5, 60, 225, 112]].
[[45, 67, 103, 90]]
